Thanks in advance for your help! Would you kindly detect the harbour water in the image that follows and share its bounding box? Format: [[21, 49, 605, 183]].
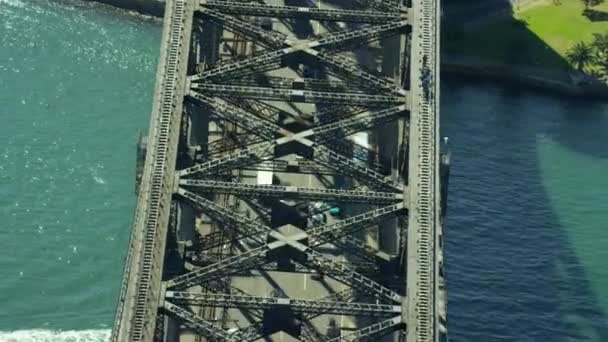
[[0, 1, 607, 341]]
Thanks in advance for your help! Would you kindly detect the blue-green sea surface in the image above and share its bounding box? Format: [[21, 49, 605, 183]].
[[0, 0, 159, 340]]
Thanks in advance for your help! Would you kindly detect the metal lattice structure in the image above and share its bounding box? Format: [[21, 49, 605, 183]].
[[111, 0, 448, 341]]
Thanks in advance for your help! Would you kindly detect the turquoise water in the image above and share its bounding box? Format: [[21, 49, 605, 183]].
[[0, 0, 159, 340], [0, 1, 607, 341]]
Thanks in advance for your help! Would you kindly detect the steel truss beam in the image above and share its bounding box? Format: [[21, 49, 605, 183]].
[[310, 50, 405, 94], [231, 288, 358, 342], [326, 316, 403, 342], [303, 202, 406, 241], [200, 1, 403, 23], [183, 140, 401, 191], [211, 76, 378, 94], [192, 83, 404, 105], [189, 90, 407, 148], [190, 19, 409, 94], [242, 159, 338, 175], [197, 7, 287, 48], [177, 187, 268, 242], [170, 189, 403, 302], [188, 92, 286, 139], [179, 179, 403, 204], [200, 133, 266, 158], [166, 291, 401, 317], [112, 0, 437, 337], [190, 253, 381, 275], [355, 0, 401, 11], [180, 97, 405, 189], [163, 301, 240, 342], [179, 187, 406, 253], [324, 234, 393, 263], [312, 145, 402, 190]]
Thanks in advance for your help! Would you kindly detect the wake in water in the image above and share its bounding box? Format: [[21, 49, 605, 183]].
[[0, 329, 110, 342]]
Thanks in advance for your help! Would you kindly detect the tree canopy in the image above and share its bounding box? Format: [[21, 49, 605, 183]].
[[566, 41, 594, 72]]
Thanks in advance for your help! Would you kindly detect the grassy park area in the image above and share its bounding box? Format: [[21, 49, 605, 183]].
[[444, 0, 608, 73]]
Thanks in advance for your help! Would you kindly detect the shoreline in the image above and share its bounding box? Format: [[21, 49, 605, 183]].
[[87, 0, 164, 17], [90, 0, 608, 101], [442, 54, 608, 100]]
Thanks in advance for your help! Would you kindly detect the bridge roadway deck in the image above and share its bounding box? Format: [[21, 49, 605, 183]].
[[111, 0, 447, 341]]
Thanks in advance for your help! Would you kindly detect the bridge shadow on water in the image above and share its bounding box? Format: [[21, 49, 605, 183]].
[[441, 2, 608, 341], [440, 3, 608, 338], [442, 76, 608, 342]]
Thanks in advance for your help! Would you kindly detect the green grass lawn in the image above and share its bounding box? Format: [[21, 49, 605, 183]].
[[444, 0, 608, 72]]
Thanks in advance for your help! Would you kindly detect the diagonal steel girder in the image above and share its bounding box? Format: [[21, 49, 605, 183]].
[[312, 144, 403, 190], [197, 7, 288, 48], [170, 189, 403, 302], [187, 92, 287, 140], [179, 96, 406, 189], [162, 301, 241, 342], [179, 179, 403, 204], [165, 291, 401, 317], [176, 187, 269, 244], [232, 288, 357, 342], [188, 91, 407, 145], [182, 140, 402, 191], [200, 1, 403, 23], [337, 235, 393, 263], [192, 83, 404, 105], [190, 20, 408, 94], [303, 202, 406, 241], [325, 316, 404, 342], [177, 187, 405, 251], [182, 186, 395, 269]]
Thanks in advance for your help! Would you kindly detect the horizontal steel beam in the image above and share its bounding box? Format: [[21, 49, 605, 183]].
[[200, 1, 403, 23], [192, 83, 405, 105], [326, 316, 403, 342], [203, 75, 372, 94], [163, 301, 240, 342], [166, 291, 401, 316], [179, 180, 403, 204], [189, 254, 381, 275], [241, 160, 339, 175], [173, 190, 403, 302]]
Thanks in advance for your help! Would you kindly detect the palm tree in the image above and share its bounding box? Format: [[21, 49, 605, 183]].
[[596, 57, 608, 79], [566, 41, 594, 72], [592, 33, 608, 55]]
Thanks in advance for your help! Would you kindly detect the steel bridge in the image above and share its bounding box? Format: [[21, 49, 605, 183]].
[[112, 0, 448, 341]]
